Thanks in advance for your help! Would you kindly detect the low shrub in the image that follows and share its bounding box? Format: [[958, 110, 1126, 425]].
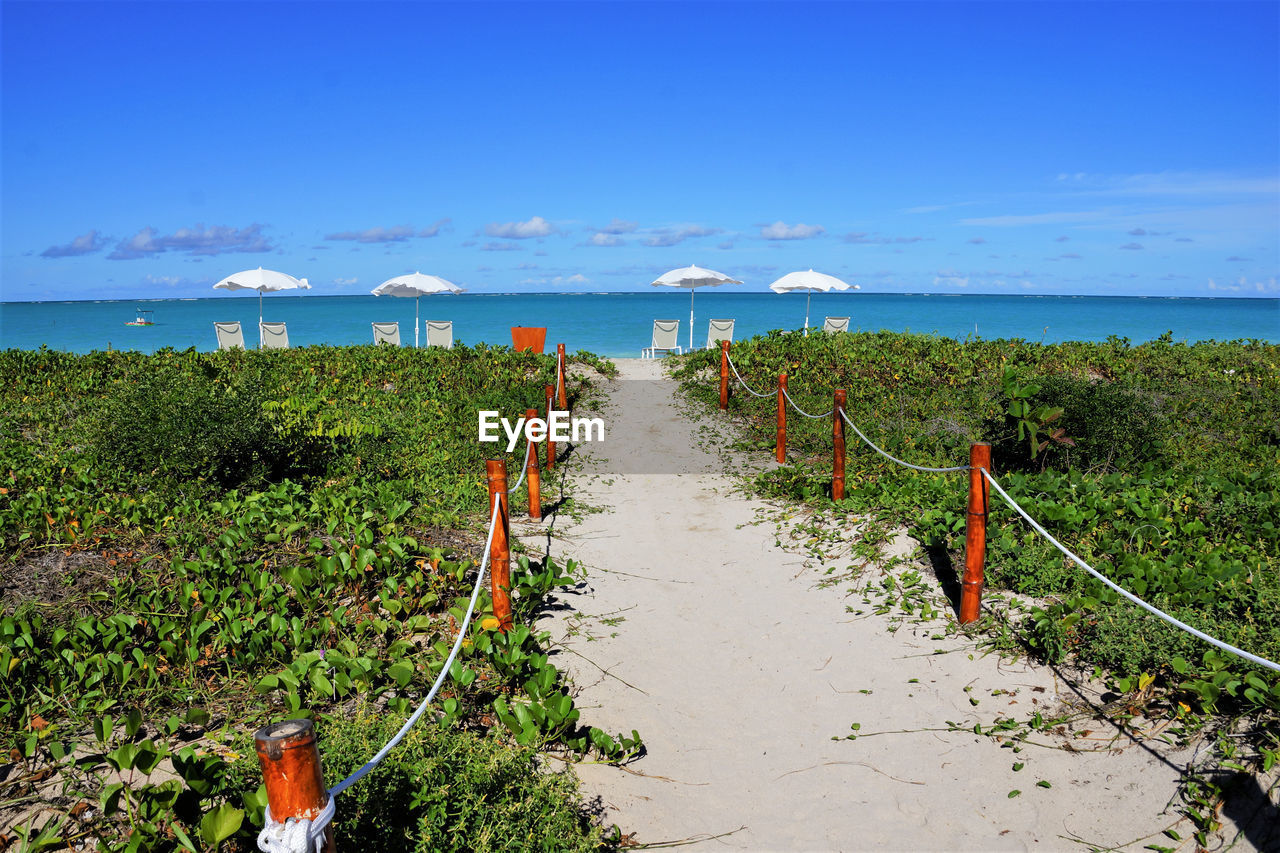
[[1031, 375, 1165, 473], [212, 715, 607, 852], [89, 364, 332, 489]]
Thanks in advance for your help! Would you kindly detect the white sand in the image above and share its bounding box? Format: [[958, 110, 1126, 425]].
[[519, 358, 1265, 852]]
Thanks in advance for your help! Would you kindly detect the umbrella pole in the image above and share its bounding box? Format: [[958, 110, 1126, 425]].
[[804, 291, 811, 337], [415, 297, 420, 348], [259, 291, 264, 347], [689, 290, 695, 352]]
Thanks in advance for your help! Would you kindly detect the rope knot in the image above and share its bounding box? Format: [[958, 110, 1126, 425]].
[[257, 799, 335, 853]]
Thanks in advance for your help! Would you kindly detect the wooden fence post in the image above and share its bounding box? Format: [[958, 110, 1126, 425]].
[[544, 384, 555, 471], [524, 407, 542, 521], [556, 343, 568, 411], [832, 390, 846, 501], [719, 340, 730, 410], [254, 719, 336, 853], [485, 459, 513, 632], [959, 442, 992, 625], [776, 373, 788, 464]]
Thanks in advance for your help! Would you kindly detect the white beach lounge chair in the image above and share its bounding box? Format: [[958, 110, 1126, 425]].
[[213, 321, 245, 351], [823, 316, 850, 334], [705, 318, 735, 349], [426, 320, 453, 349], [260, 322, 290, 350], [642, 319, 682, 358], [372, 321, 401, 346]]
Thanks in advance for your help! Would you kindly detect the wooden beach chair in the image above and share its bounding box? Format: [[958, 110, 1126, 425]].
[[260, 322, 290, 349], [823, 316, 850, 334], [705, 318, 735, 349], [372, 321, 400, 346], [642, 319, 682, 358], [426, 320, 453, 349], [213, 321, 245, 351]]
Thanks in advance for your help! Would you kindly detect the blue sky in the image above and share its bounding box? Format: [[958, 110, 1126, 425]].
[[3, 0, 1277, 302]]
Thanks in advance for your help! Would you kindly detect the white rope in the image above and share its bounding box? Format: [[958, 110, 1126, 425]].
[[839, 409, 970, 474], [507, 440, 532, 495], [555, 351, 565, 404], [257, 496, 503, 851], [257, 799, 334, 853], [330, 494, 501, 794], [723, 352, 774, 398], [780, 386, 834, 420], [981, 468, 1280, 674]]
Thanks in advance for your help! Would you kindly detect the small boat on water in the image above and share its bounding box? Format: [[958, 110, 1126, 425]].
[[125, 309, 154, 326]]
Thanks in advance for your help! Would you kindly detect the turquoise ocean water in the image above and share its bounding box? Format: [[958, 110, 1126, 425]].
[[1, 293, 1276, 358]]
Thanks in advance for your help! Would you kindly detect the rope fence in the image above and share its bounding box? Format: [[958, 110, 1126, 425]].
[[716, 341, 1280, 674], [255, 345, 570, 852], [982, 469, 1280, 675], [255, 340, 1278, 849]]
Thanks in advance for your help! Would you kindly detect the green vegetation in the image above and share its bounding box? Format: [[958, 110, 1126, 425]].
[[674, 330, 1280, 712], [0, 344, 625, 849]]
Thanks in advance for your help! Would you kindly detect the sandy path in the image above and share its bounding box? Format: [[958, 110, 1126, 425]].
[[522, 359, 1249, 852]]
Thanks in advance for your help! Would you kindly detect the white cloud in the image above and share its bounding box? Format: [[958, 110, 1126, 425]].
[[960, 211, 1102, 227], [844, 232, 926, 244], [42, 229, 107, 258], [418, 218, 450, 237], [933, 268, 971, 288], [591, 218, 638, 235], [485, 216, 556, 239], [481, 241, 522, 252], [1208, 276, 1278, 293], [1063, 171, 1280, 197], [589, 233, 625, 247], [325, 225, 416, 243], [520, 273, 590, 287], [333, 277, 358, 285], [109, 224, 273, 259], [642, 224, 721, 247], [760, 221, 825, 240]]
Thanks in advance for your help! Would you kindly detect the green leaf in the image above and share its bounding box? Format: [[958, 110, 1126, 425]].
[[200, 803, 245, 844], [388, 661, 414, 688], [311, 672, 334, 697]]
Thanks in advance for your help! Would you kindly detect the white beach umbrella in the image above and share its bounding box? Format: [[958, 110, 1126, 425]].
[[768, 269, 859, 335], [371, 272, 463, 348], [651, 264, 743, 351], [213, 267, 311, 345]]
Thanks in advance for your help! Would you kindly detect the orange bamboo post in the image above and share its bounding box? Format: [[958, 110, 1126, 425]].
[[485, 459, 513, 632], [524, 407, 542, 521], [832, 390, 846, 501], [776, 373, 788, 464], [719, 340, 730, 409], [556, 343, 568, 411], [959, 443, 992, 624], [544, 384, 555, 471], [254, 719, 335, 853]]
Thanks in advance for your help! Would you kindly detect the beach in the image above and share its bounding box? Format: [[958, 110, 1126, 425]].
[[537, 357, 1276, 850], [2, 292, 1276, 357]]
